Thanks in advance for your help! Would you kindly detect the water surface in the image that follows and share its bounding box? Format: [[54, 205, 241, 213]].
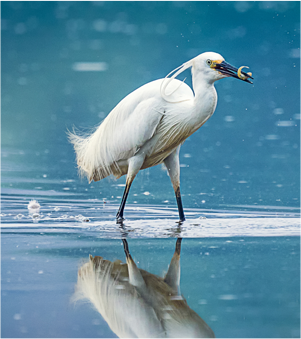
[[2, 232, 300, 338]]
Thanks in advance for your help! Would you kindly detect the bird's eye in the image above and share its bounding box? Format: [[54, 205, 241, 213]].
[[206, 59, 212, 66]]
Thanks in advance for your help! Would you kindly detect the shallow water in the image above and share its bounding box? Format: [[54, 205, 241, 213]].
[[1, 197, 300, 338], [1, 195, 300, 238], [1, 229, 300, 338]]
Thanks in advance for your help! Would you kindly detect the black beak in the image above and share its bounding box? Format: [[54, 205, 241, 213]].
[[215, 61, 253, 84]]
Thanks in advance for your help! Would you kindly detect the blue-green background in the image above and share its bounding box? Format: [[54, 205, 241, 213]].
[[2, 1, 300, 209]]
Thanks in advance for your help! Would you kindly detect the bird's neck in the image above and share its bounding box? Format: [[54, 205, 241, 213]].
[[192, 70, 215, 93], [190, 73, 217, 130]]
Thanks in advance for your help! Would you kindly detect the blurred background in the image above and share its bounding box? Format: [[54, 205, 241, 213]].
[[1, 3, 300, 338], [2, 1, 300, 210]]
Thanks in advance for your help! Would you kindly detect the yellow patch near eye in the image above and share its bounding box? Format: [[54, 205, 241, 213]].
[[238, 66, 251, 80], [211, 59, 223, 66]]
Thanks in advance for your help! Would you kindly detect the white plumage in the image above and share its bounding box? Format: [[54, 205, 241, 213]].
[[68, 78, 194, 182], [68, 52, 252, 222]]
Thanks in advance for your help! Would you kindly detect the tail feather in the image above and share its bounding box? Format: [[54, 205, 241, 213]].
[[67, 126, 120, 182]]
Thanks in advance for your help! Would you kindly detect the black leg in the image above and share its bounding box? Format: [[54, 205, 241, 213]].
[[116, 182, 132, 223], [122, 238, 132, 261], [175, 237, 182, 255], [119, 223, 128, 238], [122, 238, 129, 257], [175, 187, 185, 222]]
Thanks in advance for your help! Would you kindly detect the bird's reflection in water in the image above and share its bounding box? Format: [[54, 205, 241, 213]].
[[73, 238, 215, 338]]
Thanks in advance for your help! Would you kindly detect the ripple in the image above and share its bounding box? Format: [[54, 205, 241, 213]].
[[1, 196, 299, 238]]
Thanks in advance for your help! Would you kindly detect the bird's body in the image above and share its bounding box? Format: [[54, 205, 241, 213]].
[[69, 78, 215, 182], [69, 52, 252, 222]]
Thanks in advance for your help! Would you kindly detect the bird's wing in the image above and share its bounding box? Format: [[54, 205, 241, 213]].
[[108, 78, 194, 162], [69, 79, 194, 181], [108, 96, 164, 161], [101, 90, 168, 170]]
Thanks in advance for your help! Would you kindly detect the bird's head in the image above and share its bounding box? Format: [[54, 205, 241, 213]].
[[192, 52, 253, 84], [161, 51, 253, 103]]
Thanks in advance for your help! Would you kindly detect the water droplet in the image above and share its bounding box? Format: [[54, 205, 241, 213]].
[[13, 314, 22, 320]]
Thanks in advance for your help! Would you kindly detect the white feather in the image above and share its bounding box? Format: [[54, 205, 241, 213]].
[[160, 60, 194, 103], [68, 78, 194, 182]]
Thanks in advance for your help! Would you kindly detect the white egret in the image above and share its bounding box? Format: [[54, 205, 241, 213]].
[[68, 52, 253, 223], [73, 238, 215, 338]]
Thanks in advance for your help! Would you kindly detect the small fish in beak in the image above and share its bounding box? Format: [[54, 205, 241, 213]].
[[237, 66, 253, 81]]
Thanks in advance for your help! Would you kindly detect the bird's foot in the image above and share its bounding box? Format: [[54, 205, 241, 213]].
[[116, 215, 125, 224], [176, 218, 185, 225]]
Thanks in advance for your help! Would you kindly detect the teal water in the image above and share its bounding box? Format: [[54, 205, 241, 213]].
[[1, 235, 300, 338], [1, 1, 300, 338]]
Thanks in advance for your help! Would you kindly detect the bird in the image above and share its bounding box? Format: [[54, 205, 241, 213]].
[[73, 238, 215, 338], [68, 52, 253, 223]]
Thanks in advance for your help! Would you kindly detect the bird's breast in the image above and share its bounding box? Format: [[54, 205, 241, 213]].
[[133, 83, 217, 171]]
